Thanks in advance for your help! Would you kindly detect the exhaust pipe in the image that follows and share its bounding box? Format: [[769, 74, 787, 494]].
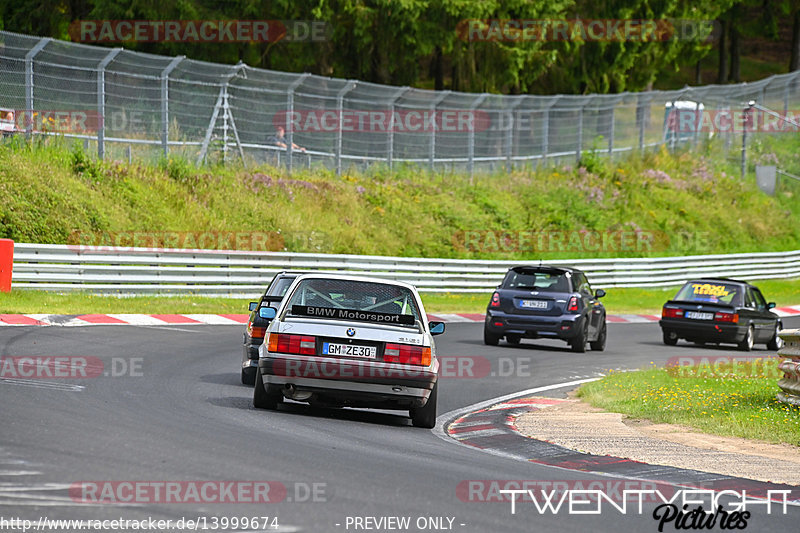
[[283, 383, 312, 401]]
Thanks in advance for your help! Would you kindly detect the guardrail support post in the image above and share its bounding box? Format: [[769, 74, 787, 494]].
[[160, 56, 184, 159], [0, 239, 13, 293], [97, 48, 123, 160], [24, 38, 51, 138], [776, 329, 800, 406]]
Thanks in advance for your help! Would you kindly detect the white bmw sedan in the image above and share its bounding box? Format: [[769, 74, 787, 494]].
[[254, 274, 444, 428]]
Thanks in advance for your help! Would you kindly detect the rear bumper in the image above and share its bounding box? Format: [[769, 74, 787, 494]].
[[258, 354, 437, 408], [485, 310, 582, 340], [659, 318, 747, 342], [242, 333, 264, 369]]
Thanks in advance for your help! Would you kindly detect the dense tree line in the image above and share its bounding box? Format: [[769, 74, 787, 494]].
[[1, 0, 798, 94]]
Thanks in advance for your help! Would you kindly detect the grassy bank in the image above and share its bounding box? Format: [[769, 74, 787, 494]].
[[2, 134, 800, 261], [2, 278, 798, 315], [578, 363, 800, 446]]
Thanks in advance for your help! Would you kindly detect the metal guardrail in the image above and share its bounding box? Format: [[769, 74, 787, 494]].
[[10, 243, 800, 297], [776, 329, 800, 406]]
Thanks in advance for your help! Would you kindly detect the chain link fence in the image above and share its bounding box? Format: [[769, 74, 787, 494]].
[[2, 30, 800, 175]]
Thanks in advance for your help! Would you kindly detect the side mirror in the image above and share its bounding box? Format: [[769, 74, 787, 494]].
[[429, 321, 445, 335], [595, 289, 606, 298], [259, 307, 277, 320], [249, 301, 258, 312], [768, 302, 776, 309]]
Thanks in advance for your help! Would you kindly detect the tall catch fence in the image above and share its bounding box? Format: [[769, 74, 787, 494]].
[[1, 30, 800, 174]]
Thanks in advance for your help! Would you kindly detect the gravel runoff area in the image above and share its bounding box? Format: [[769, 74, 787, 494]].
[[514, 397, 800, 486]]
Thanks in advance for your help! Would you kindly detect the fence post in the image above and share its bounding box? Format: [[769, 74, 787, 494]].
[[96, 48, 122, 160], [637, 95, 648, 151], [387, 87, 409, 170], [286, 73, 310, 175], [741, 102, 754, 178], [429, 91, 451, 171], [576, 104, 584, 163], [160, 56, 184, 159], [505, 98, 524, 174], [607, 104, 615, 156], [0, 239, 12, 293], [24, 37, 51, 138], [335, 81, 357, 176], [541, 98, 557, 166], [468, 93, 489, 178]]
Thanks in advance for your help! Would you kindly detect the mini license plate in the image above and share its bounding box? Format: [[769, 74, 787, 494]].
[[686, 311, 714, 320], [323, 342, 377, 359], [520, 299, 549, 309]]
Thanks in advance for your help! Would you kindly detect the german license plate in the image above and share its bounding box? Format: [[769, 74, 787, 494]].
[[686, 311, 713, 320], [520, 299, 548, 309], [323, 342, 377, 359]]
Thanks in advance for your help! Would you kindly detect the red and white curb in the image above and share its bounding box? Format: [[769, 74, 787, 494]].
[[447, 397, 567, 447], [2, 305, 800, 326], [0, 313, 249, 327]]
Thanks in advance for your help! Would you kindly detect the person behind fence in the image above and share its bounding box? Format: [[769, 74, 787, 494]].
[[267, 126, 305, 152]]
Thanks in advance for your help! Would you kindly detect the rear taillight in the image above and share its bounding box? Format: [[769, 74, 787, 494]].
[[662, 307, 684, 318], [251, 326, 267, 339], [568, 296, 579, 312], [714, 311, 738, 323], [384, 343, 432, 366], [267, 333, 317, 355], [490, 292, 500, 307]]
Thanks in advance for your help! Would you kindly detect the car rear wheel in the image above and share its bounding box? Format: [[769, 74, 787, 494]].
[[589, 322, 606, 351], [767, 324, 783, 351], [253, 368, 281, 410], [738, 326, 754, 352], [662, 329, 678, 346], [483, 327, 500, 346], [410, 382, 438, 429], [506, 334, 521, 345], [570, 322, 588, 353], [241, 367, 256, 386]]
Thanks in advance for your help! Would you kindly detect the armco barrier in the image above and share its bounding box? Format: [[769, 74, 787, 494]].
[[9, 243, 800, 297], [776, 329, 800, 406]]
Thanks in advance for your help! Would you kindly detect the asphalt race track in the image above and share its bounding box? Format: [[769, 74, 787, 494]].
[[2, 319, 799, 532]]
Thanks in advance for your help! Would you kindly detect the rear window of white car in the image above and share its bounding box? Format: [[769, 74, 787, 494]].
[[285, 279, 422, 326]]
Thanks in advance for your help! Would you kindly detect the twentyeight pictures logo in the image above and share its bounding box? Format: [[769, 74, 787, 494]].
[[69, 20, 329, 43]]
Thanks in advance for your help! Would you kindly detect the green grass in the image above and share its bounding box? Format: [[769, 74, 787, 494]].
[[3, 134, 800, 261], [578, 363, 800, 446], [2, 277, 798, 315]]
